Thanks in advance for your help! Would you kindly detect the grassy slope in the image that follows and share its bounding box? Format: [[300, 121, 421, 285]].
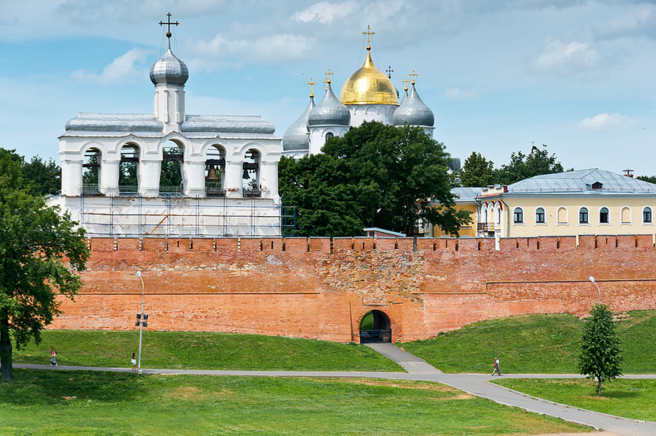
[[492, 378, 656, 421], [400, 310, 656, 374], [0, 369, 590, 436], [13, 330, 402, 372]]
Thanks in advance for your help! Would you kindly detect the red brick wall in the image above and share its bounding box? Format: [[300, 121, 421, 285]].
[[51, 235, 656, 342]]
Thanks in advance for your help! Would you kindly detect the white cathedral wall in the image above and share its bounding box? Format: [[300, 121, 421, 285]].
[[347, 104, 397, 127]]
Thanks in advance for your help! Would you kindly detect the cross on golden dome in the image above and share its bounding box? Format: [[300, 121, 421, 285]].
[[386, 65, 394, 79], [159, 12, 179, 48], [402, 77, 409, 92], [323, 69, 334, 90], [363, 25, 375, 50], [409, 70, 418, 85], [307, 77, 316, 98]]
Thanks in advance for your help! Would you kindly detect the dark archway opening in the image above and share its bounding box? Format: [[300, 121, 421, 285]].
[[359, 310, 391, 343]]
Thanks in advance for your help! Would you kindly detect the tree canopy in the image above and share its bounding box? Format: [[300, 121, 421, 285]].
[[495, 144, 565, 186], [460, 152, 495, 188], [279, 122, 469, 237], [578, 303, 623, 395], [0, 149, 89, 382]]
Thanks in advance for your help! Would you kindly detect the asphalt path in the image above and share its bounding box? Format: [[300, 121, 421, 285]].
[[11, 343, 656, 436]]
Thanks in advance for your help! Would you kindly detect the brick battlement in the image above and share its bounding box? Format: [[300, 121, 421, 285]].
[[51, 234, 656, 342]]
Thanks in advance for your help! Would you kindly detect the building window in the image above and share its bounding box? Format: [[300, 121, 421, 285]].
[[325, 132, 334, 139], [600, 207, 610, 224], [557, 207, 568, 224], [644, 207, 653, 224], [579, 207, 589, 224], [592, 182, 603, 190], [513, 207, 524, 224], [621, 207, 631, 224], [496, 206, 501, 224], [535, 207, 545, 224]]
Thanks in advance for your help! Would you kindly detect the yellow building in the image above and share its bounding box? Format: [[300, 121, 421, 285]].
[[431, 187, 481, 237], [476, 169, 656, 238]]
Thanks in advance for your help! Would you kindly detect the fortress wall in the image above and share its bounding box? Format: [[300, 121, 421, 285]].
[[52, 235, 656, 342]]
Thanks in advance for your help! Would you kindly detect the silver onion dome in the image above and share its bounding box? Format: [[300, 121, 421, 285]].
[[150, 48, 189, 86], [308, 83, 351, 127], [283, 97, 315, 151], [392, 84, 434, 127]]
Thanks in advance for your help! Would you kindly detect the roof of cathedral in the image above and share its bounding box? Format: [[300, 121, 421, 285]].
[[149, 48, 189, 86], [392, 83, 434, 127], [62, 113, 278, 140], [339, 49, 399, 106], [282, 97, 314, 151], [308, 83, 351, 127]]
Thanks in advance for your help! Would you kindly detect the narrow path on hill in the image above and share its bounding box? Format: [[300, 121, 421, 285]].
[[11, 361, 656, 436]]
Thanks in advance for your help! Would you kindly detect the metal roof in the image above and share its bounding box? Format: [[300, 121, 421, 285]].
[[505, 169, 656, 195], [452, 187, 483, 202]]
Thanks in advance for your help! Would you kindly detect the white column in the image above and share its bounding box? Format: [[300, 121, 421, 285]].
[[259, 161, 279, 200], [100, 158, 119, 196], [139, 160, 161, 198], [183, 161, 205, 197], [61, 158, 83, 197], [224, 161, 243, 198]]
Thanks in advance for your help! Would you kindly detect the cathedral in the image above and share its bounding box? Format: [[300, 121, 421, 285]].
[[282, 28, 435, 158]]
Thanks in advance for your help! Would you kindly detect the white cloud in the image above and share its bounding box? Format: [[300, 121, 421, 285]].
[[443, 87, 477, 100], [71, 48, 152, 84], [577, 113, 637, 130], [293, 1, 358, 24], [594, 4, 656, 40], [532, 39, 601, 76], [187, 34, 313, 71]]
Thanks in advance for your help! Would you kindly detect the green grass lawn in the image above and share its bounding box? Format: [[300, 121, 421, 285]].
[[12, 330, 402, 372], [492, 378, 656, 421], [399, 310, 656, 374], [0, 369, 591, 436]]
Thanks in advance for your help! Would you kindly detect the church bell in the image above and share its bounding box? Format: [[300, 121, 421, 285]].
[[206, 166, 220, 181], [243, 169, 250, 179]]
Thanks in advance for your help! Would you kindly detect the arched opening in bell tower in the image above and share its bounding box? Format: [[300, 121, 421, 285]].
[[82, 147, 102, 195], [119, 144, 139, 195], [359, 310, 391, 343], [205, 144, 226, 197], [160, 140, 184, 196], [242, 149, 261, 197]]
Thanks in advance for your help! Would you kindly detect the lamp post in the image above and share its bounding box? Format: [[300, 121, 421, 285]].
[[589, 276, 601, 304], [136, 271, 147, 374]]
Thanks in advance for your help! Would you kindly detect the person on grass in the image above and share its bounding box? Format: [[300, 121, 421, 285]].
[[50, 347, 58, 366], [131, 353, 137, 372]]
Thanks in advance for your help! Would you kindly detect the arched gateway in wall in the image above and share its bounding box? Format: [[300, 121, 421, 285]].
[[359, 310, 392, 343]]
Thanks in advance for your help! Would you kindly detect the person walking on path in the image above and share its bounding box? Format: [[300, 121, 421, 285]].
[[50, 347, 57, 366], [491, 357, 501, 376], [131, 353, 137, 372]]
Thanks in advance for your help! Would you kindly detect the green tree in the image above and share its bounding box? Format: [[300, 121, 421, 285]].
[[637, 175, 656, 184], [578, 303, 623, 395], [22, 156, 61, 196], [0, 152, 89, 382], [495, 144, 564, 185], [279, 155, 364, 237], [460, 152, 495, 187], [321, 122, 468, 236]]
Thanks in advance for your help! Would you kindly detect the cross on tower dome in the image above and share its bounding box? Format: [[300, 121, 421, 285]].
[[159, 12, 180, 48]]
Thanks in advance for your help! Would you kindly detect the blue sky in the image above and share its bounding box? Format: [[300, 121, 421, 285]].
[[1, 0, 655, 175]]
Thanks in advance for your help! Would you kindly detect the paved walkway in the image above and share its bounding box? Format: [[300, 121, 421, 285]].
[[13, 344, 656, 436]]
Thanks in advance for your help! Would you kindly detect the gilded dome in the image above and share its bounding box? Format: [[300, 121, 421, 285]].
[[340, 50, 399, 105]]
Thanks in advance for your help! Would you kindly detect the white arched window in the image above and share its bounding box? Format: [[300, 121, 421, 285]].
[[535, 207, 545, 224], [579, 207, 589, 224], [599, 207, 610, 224], [643, 207, 653, 224], [513, 207, 524, 224]]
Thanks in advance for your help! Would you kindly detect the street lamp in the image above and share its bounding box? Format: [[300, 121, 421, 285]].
[[135, 271, 148, 374], [589, 276, 601, 304]]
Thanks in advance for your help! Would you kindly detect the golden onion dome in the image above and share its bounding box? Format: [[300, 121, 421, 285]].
[[339, 50, 399, 106]]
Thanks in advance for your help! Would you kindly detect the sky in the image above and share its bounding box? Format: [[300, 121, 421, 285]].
[[1, 0, 655, 176]]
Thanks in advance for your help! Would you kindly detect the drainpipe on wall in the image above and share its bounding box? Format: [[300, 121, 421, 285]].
[[500, 195, 510, 238]]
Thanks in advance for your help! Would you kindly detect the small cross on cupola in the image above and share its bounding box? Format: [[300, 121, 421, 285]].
[[159, 12, 180, 48]]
